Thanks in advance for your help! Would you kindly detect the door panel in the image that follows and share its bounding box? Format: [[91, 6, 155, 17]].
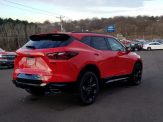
[[115, 51, 133, 76], [99, 51, 117, 77], [161, 45, 163, 49], [90, 36, 117, 78], [106, 37, 132, 76]]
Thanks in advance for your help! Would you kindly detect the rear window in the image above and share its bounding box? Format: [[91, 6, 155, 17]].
[[23, 34, 74, 49], [81, 36, 91, 46]]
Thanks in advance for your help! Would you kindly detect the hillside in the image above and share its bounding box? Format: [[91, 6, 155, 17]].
[[1, 16, 163, 50]]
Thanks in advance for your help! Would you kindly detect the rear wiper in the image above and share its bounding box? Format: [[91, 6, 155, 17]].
[[26, 45, 36, 49]]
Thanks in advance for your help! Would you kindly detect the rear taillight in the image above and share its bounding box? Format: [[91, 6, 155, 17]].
[[47, 51, 79, 60]]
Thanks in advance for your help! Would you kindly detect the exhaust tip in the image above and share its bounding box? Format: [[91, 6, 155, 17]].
[[40, 83, 47, 87]]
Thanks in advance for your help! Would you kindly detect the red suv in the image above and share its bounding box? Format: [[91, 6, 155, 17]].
[[13, 32, 143, 105]]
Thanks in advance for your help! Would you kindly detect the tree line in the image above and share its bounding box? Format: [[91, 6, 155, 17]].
[[0, 16, 163, 51], [0, 18, 40, 51], [63, 16, 163, 40]]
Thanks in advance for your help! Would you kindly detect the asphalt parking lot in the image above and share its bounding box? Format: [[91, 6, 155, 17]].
[[0, 51, 163, 122]]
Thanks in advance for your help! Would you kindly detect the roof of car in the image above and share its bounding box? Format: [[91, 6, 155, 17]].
[[32, 32, 115, 40], [71, 32, 115, 40]]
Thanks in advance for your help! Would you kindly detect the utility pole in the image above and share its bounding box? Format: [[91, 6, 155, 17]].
[[56, 16, 65, 32]]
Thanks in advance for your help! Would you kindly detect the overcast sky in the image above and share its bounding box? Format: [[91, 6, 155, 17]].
[[0, 0, 163, 22]]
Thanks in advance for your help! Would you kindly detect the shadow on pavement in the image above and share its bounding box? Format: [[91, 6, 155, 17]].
[[19, 80, 134, 109]]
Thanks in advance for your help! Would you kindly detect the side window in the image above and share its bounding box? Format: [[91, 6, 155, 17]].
[[155, 43, 160, 45], [107, 38, 125, 51], [81, 36, 91, 46], [149, 43, 155, 45], [149, 43, 159, 45], [91, 36, 108, 50]]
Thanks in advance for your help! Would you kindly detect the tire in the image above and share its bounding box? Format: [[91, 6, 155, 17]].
[[25, 88, 46, 96], [147, 47, 151, 51], [128, 63, 143, 85], [78, 71, 99, 105]]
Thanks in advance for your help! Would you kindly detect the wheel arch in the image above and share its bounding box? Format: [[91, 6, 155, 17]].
[[136, 59, 143, 68], [77, 64, 103, 89], [147, 46, 152, 50], [78, 64, 101, 80], [130, 59, 143, 74], [133, 59, 143, 72]]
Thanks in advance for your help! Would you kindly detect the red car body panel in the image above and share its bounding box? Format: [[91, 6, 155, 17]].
[[13, 33, 142, 85]]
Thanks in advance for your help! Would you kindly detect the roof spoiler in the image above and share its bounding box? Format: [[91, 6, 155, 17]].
[[30, 34, 70, 41]]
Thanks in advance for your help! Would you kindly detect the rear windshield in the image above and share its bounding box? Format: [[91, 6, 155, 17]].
[[22, 34, 74, 49]]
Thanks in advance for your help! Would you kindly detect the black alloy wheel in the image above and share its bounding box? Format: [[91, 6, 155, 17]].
[[79, 72, 99, 105]]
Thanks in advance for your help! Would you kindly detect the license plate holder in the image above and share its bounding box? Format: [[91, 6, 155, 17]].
[[27, 57, 35, 66]]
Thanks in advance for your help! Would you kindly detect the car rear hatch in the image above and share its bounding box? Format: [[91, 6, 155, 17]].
[[14, 34, 74, 82]]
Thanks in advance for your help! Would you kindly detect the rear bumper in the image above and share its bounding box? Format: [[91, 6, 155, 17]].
[[12, 79, 78, 92]]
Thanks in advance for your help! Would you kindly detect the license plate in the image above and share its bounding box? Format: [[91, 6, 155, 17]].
[[27, 57, 35, 66]]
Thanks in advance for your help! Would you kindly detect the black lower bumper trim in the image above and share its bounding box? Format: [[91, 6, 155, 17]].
[[12, 80, 77, 92]]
